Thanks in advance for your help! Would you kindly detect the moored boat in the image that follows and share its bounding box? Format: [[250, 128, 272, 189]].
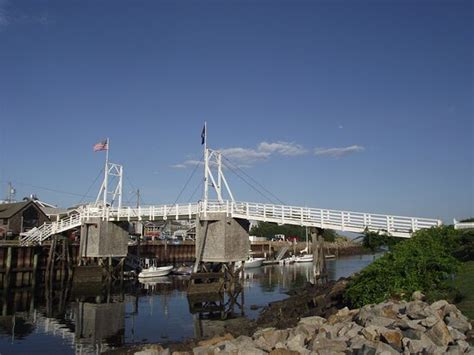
[[244, 256, 265, 269], [138, 265, 173, 278]]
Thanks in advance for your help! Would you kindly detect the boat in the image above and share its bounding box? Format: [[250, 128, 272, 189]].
[[172, 265, 193, 275], [244, 256, 265, 269], [294, 254, 313, 263], [138, 265, 173, 278]]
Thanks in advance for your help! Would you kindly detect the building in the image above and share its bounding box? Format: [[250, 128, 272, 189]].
[[0, 201, 50, 238]]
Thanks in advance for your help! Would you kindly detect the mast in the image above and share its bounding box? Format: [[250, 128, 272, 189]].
[[203, 122, 209, 208]]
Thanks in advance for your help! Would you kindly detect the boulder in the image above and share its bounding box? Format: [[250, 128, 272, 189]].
[[298, 316, 326, 328], [425, 319, 454, 347], [361, 325, 382, 342], [411, 291, 426, 301], [327, 307, 358, 325], [456, 339, 470, 353], [421, 315, 441, 328], [378, 328, 403, 352], [269, 349, 300, 355], [198, 334, 234, 347], [253, 329, 289, 350], [310, 337, 347, 353], [447, 326, 467, 341], [445, 314, 472, 333], [395, 316, 425, 331], [406, 301, 429, 320], [285, 333, 306, 351], [375, 341, 399, 355]]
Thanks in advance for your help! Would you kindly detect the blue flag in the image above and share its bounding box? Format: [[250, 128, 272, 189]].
[[201, 124, 206, 145]]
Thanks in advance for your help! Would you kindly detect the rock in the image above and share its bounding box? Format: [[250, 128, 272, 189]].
[[364, 316, 396, 328], [253, 328, 289, 350], [445, 314, 472, 333], [395, 316, 425, 331], [371, 302, 403, 319], [327, 307, 358, 325], [445, 345, 465, 355], [237, 346, 267, 355], [361, 325, 382, 342], [172, 352, 191, 355], [379, 328, 403, 351], [447, 326, 467, 341], [456, 339, 470, 353], [192, 345, 215, 355], [411, 291, 426, 301], [338, 322, 363, 339], [401, 328, 424, 340], [198, 334, 234, 347], [430, 299, 449, 312], [375, 341, 398, 355], [269, 350, 300, 355], [310, 338, 347, 353], [425, 319, 454, 347], [406, 301, 429, 320], [298, 316, 326, 328], [285, 333, 305, 351], [253, 337, 273, 352], [421, 315, 441, 328]]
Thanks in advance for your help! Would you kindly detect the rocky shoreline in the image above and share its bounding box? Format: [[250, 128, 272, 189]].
[[134, 294, 472, 354], [117, 278, 473, 355]]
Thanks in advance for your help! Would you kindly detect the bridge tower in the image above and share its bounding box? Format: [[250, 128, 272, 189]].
[[189, 124, 248, 311]]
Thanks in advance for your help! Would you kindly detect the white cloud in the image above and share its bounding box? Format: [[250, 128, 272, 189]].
[[314, 145, 365, 158], [170, 160, 203, 169], [258, 141, 308, 156], [172, 141, 364, 169]]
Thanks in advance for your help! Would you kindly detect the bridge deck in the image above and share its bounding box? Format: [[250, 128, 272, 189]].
[[20, 200, 442, 244]]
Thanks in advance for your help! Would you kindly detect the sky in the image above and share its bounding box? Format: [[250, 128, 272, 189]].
[[0, 0, 472, 222]]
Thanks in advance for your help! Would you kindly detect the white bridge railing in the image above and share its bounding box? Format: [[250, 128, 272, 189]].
[[20, 200, 442, 244]]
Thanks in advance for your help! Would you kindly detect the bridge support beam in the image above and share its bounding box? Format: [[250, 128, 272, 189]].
[[310, 227, 328, 282]]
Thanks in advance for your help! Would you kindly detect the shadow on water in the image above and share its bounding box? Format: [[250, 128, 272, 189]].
[[0, 253, 381, 353]]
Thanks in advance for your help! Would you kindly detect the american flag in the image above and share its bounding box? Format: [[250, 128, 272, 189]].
[[93, 139, 108, 152]]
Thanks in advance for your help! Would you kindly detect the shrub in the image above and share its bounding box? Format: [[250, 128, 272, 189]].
[[345, 226, 461, 307]]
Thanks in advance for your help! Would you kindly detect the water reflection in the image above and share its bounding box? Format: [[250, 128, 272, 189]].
[[0, 253, 379, 354]]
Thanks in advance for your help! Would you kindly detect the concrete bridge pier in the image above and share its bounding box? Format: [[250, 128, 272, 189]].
[[77, 218, 129, 283], [189, 212, 249, 296]]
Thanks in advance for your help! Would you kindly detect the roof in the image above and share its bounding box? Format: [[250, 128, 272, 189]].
[[0, 201, 31, 219]]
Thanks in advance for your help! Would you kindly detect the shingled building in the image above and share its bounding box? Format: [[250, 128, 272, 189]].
[[0, 201, 49, 238]]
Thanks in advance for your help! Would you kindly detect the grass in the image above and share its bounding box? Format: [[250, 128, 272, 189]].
[[452, 261, 474, 320]]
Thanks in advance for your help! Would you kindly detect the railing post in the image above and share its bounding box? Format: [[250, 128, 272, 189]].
[[281, 205, 284, 224], [128, 207, 131, 221], [189, 203, 192, 219], [320, 210, 324, 228], [300, 207, 303, 225], [341, 211, 345, 230], [164, 205, 167, 220], [246, 202, 250, 218], [264, 204, 267, 222], [226, 200, 229, 217], [176, 204, 179, 220], [386, 216, 390, 232]]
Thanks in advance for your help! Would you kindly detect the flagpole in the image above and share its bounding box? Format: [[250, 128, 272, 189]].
[[203, 122, 208, 209], [103, 138, 109, 207]]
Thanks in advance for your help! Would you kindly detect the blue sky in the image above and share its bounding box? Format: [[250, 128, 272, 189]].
[[0, 0, 472, 222]]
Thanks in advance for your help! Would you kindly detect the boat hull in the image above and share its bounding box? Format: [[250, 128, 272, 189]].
[[138, 265, 173, 278]]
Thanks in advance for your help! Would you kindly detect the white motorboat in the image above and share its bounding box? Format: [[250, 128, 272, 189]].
[[138, 265, 173, 278], [294, 254, 313, 263], [244, 256, 265, 269]]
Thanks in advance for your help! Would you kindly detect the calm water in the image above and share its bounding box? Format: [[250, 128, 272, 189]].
[[0, 253, 379, 354]]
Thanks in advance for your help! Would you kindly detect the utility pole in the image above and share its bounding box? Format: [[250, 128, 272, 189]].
[[6, 182, 15, 203]]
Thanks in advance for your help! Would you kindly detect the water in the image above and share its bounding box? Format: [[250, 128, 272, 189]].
[[0, 253, 380, 354]]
